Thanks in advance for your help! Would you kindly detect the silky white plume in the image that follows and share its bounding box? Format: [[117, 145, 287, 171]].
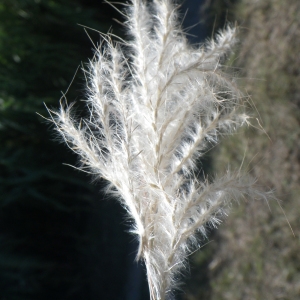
[[47, 1, 268, 299]]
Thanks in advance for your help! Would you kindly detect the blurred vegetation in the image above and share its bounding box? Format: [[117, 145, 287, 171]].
[[0, 0, 139, 299], [184, 0, 300, 299]]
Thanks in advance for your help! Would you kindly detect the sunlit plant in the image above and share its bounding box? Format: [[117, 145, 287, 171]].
[[47, 0, 268, 299]]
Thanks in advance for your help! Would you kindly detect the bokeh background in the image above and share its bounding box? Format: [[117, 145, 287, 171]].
[[0, 0, 299, 299]]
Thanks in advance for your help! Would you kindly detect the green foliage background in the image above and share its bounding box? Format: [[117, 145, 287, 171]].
[[184, 0, 300, 299], [0, 1, 135, 299]]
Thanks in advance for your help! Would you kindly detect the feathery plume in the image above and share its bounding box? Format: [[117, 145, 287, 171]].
[[47, 1, 268, 299]]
